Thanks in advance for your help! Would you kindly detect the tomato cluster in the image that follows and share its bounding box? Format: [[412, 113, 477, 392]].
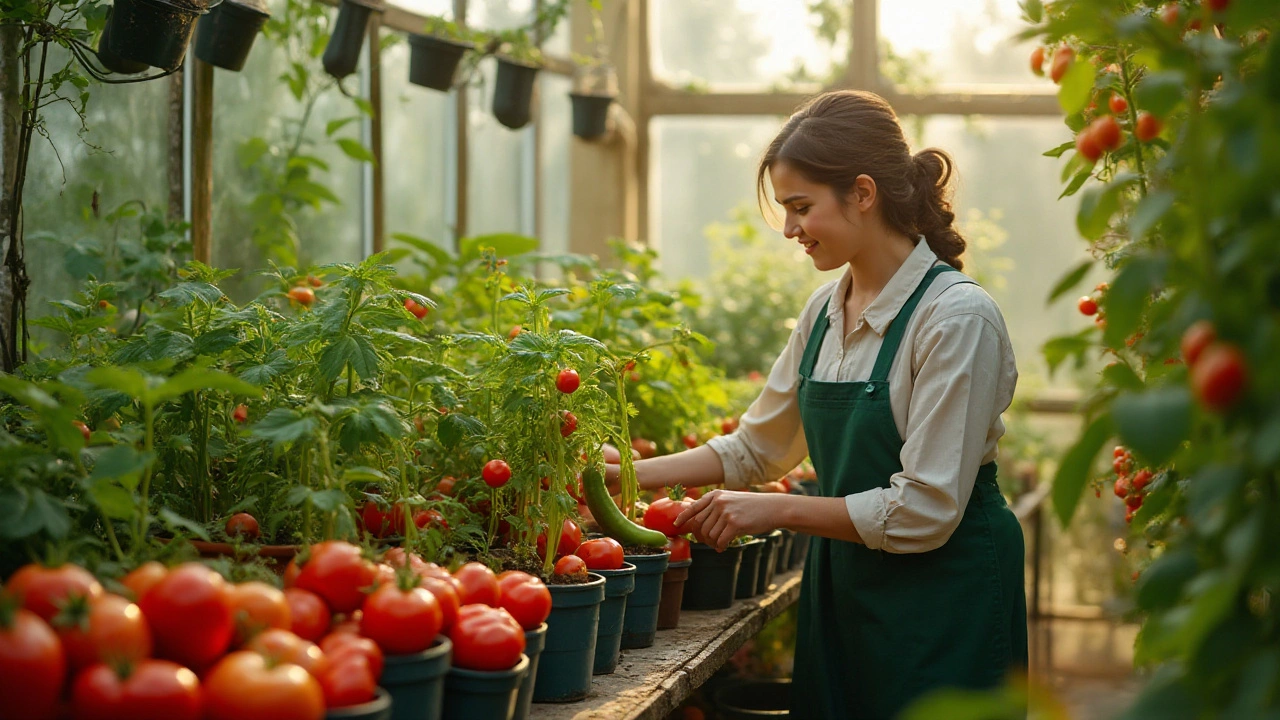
[[1078, 282, 1109, 329], [1109, 446, 1153, 524]]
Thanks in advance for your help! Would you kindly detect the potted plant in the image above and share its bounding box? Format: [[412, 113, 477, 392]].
[[97, 11, 149, 74], [104, 0, 212, 70], [322, 0, 385, 80], [683, 539, 745, 611], [194, 0, 271, 72], [491, 30, 541, 130], [569, 59, 616, 141], [733, 535, 766, 600], [574, 537, 634, 675], [656, 535, 691, 630], [408, 17, 477, 92], [754, 529, 782, 594]]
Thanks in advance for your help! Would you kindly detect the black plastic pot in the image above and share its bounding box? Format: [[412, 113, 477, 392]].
[[789, 530, 808, 571], [683, 542, 743, 611], [754, 530, 782, 595], [322, 0, 382, 80], [327, 688, 393, 720], [619, 550, 670, 649], [513, 623, 546, 720], [106, 0, 208, 71], [774, 529, 794, 575], [442, 654, 529, 720], [382, 636, 452, 720], [592, 563, 635, 675], [408, 34, 473, 91], [194, 0, 269, 72], [492, 57, 539, 130], [533, 573, 605, 703], [713, 678, 792, 719], [97, 10, 149, 74], [569, 93, 613, 140], [656, 558, 691, 630], [734, 537, 766, 600]]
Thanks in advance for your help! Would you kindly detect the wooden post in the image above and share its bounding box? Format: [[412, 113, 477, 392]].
[[190, 58, 214, 265], [367, 14, 384, 255], [452, 0, 468, 245], [0, 25, 22, 370]]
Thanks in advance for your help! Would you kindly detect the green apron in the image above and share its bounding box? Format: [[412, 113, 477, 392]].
[[791, 265, 1027, 720]]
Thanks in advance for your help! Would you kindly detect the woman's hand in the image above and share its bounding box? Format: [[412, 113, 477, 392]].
[[674, 490, 782, 551]]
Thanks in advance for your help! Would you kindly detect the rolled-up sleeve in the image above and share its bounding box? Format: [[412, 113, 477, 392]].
[[845, 312, 1009, 553]]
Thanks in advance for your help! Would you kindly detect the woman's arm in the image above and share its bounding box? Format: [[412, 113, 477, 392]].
[[674, 490, 863, 551]]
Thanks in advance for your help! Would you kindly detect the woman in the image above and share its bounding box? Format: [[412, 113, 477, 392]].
[[612, 90, 1027, 719]]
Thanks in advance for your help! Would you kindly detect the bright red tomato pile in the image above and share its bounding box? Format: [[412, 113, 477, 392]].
[[0, 542, 554, 720]]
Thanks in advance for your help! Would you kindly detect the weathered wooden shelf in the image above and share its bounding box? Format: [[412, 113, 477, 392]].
[[528, 568, 803, 720]]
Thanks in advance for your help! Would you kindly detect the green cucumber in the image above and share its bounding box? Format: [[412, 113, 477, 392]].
[[582, 464, 668, 547]]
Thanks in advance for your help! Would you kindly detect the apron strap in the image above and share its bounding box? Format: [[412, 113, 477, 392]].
[[798, 302, 831, 380], [868, 264, 972, 384]]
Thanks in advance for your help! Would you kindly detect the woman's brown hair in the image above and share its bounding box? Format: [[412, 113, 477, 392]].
[[756, 90, 966, 269]]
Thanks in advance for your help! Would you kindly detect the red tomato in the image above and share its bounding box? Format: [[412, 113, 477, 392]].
[[283, 588, 329, 643], [665, 536, 692, 563], [0, 607, 65, 720], [1113, 445, 1127, 458], [382, 548, 427, 573], [452, 563, 500, 607], [294, 541, 377, 615], [1191, 343, 1248, 412], [225, 512, 260, 540], [482, 459, 512, 488], [319, 633, 383, 679], [1114, 477, 1131, 499], [1091, 115, 1123, 151], [1126, 493, 1144, 511], [644, 497, 692, 538], [682, 433, 699, 449], [450, 605, 526, 671], [560, 410, 578, 437], [575, 538, 624, 570], [537, 518, 583, 560], [1050, 46, 1075, 84], [1108, 92, 1128, 114], [139, 562, 233, 670], [315, 651, 377, 708], [74, 419, 92, 443], [71, 659, 202, 720], [1075, 127, 1103, 163], [404, 297, 430, 320], [1180, 320, 1217, 366], [203, 651, 324, 720], [54, 593, 151, 673], [8, 562, 104, 623], [554, 555, 587, 577], [418, 575, 461, 633], [1159, 2, 1181, 26], [121, 562, 167, 603], [1029, 46, 1045, 76], [228, 581, 291, 646], [507, 325, 523, 340], [720, 417, 739, 434], [360, 583, 443, 655], [245, 629, 324, 675], [496, 572, 552, 630], [360, 502, 395, 539], [306, 274, 324, 288], [1135, 111, 1163, 142], [556, 368, 580, 394], [1205, 0, 1229, 11], [232, 404, 249, 423], [287, 286, 316, 307], [436, 476, 457, 496]]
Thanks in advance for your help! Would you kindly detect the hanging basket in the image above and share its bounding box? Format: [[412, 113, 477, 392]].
[[97, 9, 150, 75], [322, 0, 384, 80], [105, 0, 211, 71], [194, 0, 270, 72], [407, 34, 473, 91], [492, 57, 539, 130], [569, 93, 613, 140]]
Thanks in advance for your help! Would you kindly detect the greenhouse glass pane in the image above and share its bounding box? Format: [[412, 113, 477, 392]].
[[389, 0, 451, 19], [878, 0, 1046, 92], [468, 0, 534, 32], [466, 61, 533, 238], [383, 40, 452, 250], [650, 0, 850, 91], [539, 74, 572, 258]]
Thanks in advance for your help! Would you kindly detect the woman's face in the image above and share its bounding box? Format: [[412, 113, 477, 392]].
[[768, 160, 869, 272]]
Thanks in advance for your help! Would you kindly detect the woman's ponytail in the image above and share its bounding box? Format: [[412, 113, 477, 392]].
[[912, 148, 966, 270]]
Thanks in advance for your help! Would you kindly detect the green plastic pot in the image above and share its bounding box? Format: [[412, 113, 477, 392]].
[[734, 538, 766, 599], [774, 529, 794, 575], [656, 558, 691, 630], [754, 530, 783, 595], [789, 530, 809, 570], [382, 636, 452, 720], [592, 563, 635, 675], [513, 623, 546, 720], [408, 33, 473, 91], [714, 678, 792, 719], [492, 57, 539, 130], [327, 688, 392, 720], [619, 550, 670, 649], [569, 93, 613, 139], [442, 654, 529, 720], [683, 543, 743, 611], [533, 573, 605, 703], [321, 0, 381, 79]]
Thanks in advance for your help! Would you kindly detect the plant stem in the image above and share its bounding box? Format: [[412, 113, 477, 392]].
[[102, 513, 126, 562], [137, 401, 155, 543], [1119, 52, 1148, 198]]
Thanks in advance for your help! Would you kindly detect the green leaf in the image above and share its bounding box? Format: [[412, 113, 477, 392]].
[[326, 117, 359, 136], [158, 508, 210, 541], [158, 282, 224, 306], [30, 490, 72, 539], [153, 368, 262, 404], [1046, 260, 1094, 303], [1042, 329, 1093, 375], [1134, 72, 1186, 118], [460, 233, 540, 261], [1130, 190, 1176, 241], [193, 327, 244, 356], [900, 685, 1027, 720], [438, 413, 485, 449], [1057, 60, 1095, 114], [1103, 257, 1166, 348], [319, 335, 380, 382], [1186, 464, 1246, 537], [1052, 414, 1113, 527], [336, 138, 376, 164], [1042, 140, 1075, 158], [336, 400, 407, 452], [1113, 388, 1192, 466], [1058, 166, 1092, 199], [1077, 174, 1138, 240], [90, 445, 151, 492], [1119, 668, 1200, 720], [392, 234, 454, 266], [252, 408, 319, 446], [239, 350, 293, 386], [86, 367, 149, 400], [87, 479, 135, 520]]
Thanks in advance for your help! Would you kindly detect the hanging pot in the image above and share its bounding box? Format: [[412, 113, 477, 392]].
[[194, 0, 270, 72], [618, 550, 670, 650], [492, 57, 539, 130], [734, 537, 766, 600], [106, 0, 210, 71], [533, 574, 605, 703], [322, 0, 383, 80], [591, 563, 635, 675], [569, 93, 613, 140], [97, 10, 150, 74], [407, 34, 473, 91]]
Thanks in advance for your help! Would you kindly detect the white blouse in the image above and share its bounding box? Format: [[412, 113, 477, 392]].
[[705, 239, 1018, 554]]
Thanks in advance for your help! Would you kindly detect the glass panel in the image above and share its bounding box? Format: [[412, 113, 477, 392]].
[[24, 48, 170, 336], [389, 0, 451, 19], [878, 0, 1046, 92], [650, 0, 850, 91], [468, 0, 534, 31], [383, 41, 452, 250], [211, 0, 367, 297], [466, 61, 534, 237], [538, 74, 572, 258]]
